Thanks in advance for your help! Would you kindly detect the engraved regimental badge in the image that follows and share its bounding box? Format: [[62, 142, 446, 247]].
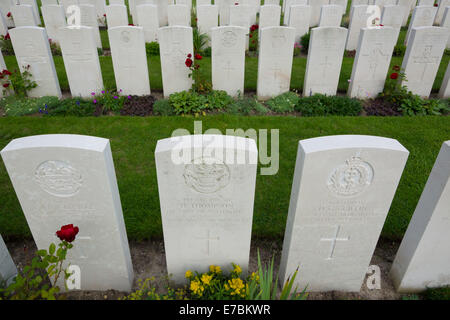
[[327, 155, 374, 197], [34, 160, 83, 197], [183, 157, 231, 194]]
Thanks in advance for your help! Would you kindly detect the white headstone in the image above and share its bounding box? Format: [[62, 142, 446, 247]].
[[60, 0, 80, 15], [329, 0, 348, 13], [259, 5, 281, 29], [109, 26, 150, 95], [136, 4, 159, 42], [106, 4, 128, 28], [346, 5, 370, 50], [266, 0, 280, 5], [59, 26, 104, 98], [405, 6, 437, 46], [10, 26, 62, 98], [383, 0, 397, 5], [283, 0, 307, 26], [158, 26, 193, 97], [289, 4, 311, 43], [435, 0, 450, 24], [279, 135, 409, 292], [391, 141, 450, 292], [80, 4, 102, 48], [217, 0, 233, 25], [168, 4, 190, 26], [0, 134, 134, 292], [155, 134, 258, 284], [441, 6, 450, 48], [257, 26, 295, 100], [19, 0, 40, 25], [348, 27, 397, 99], [304, 26, 347, 96], [155, 0, 169, 26], [0, 9, 8, 36], [197, 0, 211, 6], [381, 5, 404, 43], [95, 0, 107, 26], [176, 0, 192, 12], [0, 0, 14, 28], [11, 4, 36, 27], [351, 0, 368, 5], [438, 62, 450, 98], [109, 0, 125, 4], [0, 235, 17, 286], [211, 26, 247, 97], [129, 0, 136, 16], [229, 4, 252, 29], [401, 26, 448, 98], [418, 0, 436, 5], [197, 4, 218, 45], [41, 5, 67, 43], [309, 0, 329, 26], [397, 0, 415, 26], [319, 4, 344, 27]]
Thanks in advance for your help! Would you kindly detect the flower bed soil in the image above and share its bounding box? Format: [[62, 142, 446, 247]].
[[120, 95, 156, 116]]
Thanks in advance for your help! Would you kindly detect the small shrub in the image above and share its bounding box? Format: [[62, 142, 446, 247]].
[[44, 98, 95, 117], [153, 99, 174, 116], [227, 96, 268, 115], [266, 92, 299, 113], [169, 90, 208, 115], [300, 32, 310, 54], [249, 24, 259, 52], [146, 42, 160, 56], [4, 66, 38, 97], [295, 94, 363, 116], [91, 90, 125, 113], [205, 90, 233, 111]]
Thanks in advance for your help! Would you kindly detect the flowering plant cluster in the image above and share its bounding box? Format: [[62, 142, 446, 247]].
[[0, 68, 12, 93], [185, 53, 211, 93], [249, 24, 259, 51], [121, 277, 187, 300], [91, 89, 127, 113], [0, 225, 79, 300], [0, 32, 14, 55]]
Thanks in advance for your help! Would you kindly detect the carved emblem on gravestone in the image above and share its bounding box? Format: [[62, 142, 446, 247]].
[[183, 157, 231, 194], [121, 30, 131, 43], [221, 30, 237, 48], [34, 160, 83, 197], [327, 155, 374, 197]]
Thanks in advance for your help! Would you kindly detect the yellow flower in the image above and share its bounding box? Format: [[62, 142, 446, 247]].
[[250, 272, 260, 282], [185, 270, 193, 279], [233, 264, 242, 275], [227, 278, 245, 296], [215, 265, 221, 274], [190, 280, 204, 296], [201, 274, 213, 286], [209, 265, 222, 274]]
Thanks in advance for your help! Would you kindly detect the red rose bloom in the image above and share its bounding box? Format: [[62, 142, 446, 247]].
[[6, 12, 11, 18], [195, 53, 202, 60], [250, 24, 259, 32], [185, 58, 193, 68], [128, 23, 134, 26], [187, 53, 192, 58], [56, 224, 79, 243], [4, 33, 10, 40], [3, 83, 9, 88], [2, 69, 11, 76], [434, 3, 438, 6], [390, 72, 399, 80]]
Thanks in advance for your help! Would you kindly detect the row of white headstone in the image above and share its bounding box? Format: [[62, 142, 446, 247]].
[[2, 21, 449, 103], [0, 133, 449, 293]]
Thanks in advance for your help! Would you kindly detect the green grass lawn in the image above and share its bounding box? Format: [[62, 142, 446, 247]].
[[0, 116, 449, 241]]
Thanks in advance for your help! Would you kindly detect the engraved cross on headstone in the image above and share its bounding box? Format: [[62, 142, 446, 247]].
[[223, 60, 236, 79], [320, 225, 350, 260], [196, 230, 219, 256]]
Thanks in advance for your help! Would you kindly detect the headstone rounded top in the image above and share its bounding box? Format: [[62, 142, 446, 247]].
[[299, 135, 409, 154], [1, 134, 109, 153]]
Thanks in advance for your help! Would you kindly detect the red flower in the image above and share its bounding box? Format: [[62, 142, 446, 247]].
[[185, 58, 193, 68], [6, 12, 11, 18], [56, 224, 79, 243], [187, 53, 192, 58], [195, 53, 202, 60], [434, 3, 438, 6], [250, 24, 259, 32], [393, 65, 400, 71], [390, 72, 399, 80], [379, 24, 384, 26], [3, 83, 9, 88], [4, 33, 10, 40], [103, 14, 106, 17], [2, 69, 11, 76], [128, 23, 134, 26], [249, 34, 252, 38]]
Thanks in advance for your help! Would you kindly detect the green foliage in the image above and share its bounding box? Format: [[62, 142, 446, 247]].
[[49, 39, 62, 56], [266, 92, 299, 113], [153, 99, 174, 116], [0, 96, 60, 116], [202, 47, 211, 57], [393, 44, 406, 57], [193, 28, 209, 54], [93, 90, 126, 113], [7, 66, 38, 97], [0, 241, 72, 300], [120, 277, 186, 300], [227, 96, 269, 115], [44, 98, 96, 117], [300, 32, 310, 54], [145, 42, 160, 56], [168, 90, 232, 115], [295, 94, 363, 116], [0, 34, 13, 55], [422, 287, 450, 300]]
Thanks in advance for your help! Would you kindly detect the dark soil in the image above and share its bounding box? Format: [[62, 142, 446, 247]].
[[120, 95, 156, 116], [363, 98, 402, 116], [2, 237, 410, 300]]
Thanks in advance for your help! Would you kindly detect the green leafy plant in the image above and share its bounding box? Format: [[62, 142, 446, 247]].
[[205, 90, 234, 111], [153, 99, 174, 116], [91, 90, 126, 113], [300, 32, 310, 54], [227, 95, 269, 115], [185, 53, 212, 93], [0, 33, 13, 55], [249, 24, 259, 52], [193, 28, 209, 54], [169, 90, 208, 115], [393, 44, 406, 57], [266, 92, 299, 113], [146, 42, 160, 56], [121, 276, 186, 300], [44, 98, 95, 117], [295, 94, 362, 116], [5, 65, 38, 97], [0, 224, 79, 300]]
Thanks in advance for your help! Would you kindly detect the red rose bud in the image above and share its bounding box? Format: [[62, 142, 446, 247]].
[[390, 72, 399, 80], [56, 224, 79, 243], [187, 53, 192, 58], [3, 83, 9, 88], [195, 53, 202, 60], [6, 12, 11, 17], [4, 33, 10, 40], [185, 58, 193, 68]]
